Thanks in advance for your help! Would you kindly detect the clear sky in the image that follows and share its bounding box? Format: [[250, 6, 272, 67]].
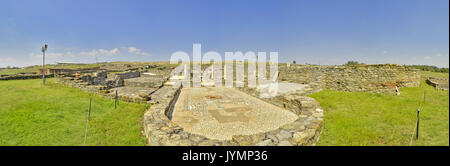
[[0, 0, 448, 67]]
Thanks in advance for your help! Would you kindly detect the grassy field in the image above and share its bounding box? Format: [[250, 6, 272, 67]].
[[0, 64, 100, 75], [310, 71, 449, 146], [420, 71, 449, 79], [0, 69, 448, 146], [0, 62, 176, 75], [0, 78, 147, 146]]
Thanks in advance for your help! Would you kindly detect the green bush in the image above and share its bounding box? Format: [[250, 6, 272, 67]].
[[408, 65, 449, 73]]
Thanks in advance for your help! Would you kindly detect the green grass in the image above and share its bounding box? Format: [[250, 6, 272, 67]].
[[420, 71, 449, 79], [0, 64, 100, 75], [310, 72, 449, 146], [0, 78, 147, 146], [1, 70, 447, 146]]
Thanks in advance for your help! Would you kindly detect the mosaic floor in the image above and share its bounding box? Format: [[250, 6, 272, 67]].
[[171, 87, 298, 140]]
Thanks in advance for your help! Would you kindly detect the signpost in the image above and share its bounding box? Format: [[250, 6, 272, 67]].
[[41, 44, 48, 84]]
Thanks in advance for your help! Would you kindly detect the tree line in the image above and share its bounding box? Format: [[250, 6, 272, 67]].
[[343, 61, 449, 73], [407, 65, 449, 73]]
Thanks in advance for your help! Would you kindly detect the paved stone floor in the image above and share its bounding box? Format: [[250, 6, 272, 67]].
[[171, 87, 298, 140]]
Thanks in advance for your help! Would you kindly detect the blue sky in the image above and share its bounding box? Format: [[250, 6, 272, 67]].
[[0, 0, 448, 67]]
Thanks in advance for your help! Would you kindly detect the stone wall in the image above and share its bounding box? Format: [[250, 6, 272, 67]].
[[237, 87, 323, 146], [57, 74, 111, 95], [124, 77, 165, 88], [57, 71, 141, 98], [0, 74, 54, 80], [427, 77, 449, 90], [109, 71, 141, 87], [36, 67, 100, 75], [279, 64, 420, 94], [78, 71, 108, 86], [73, 70, 140, 88]]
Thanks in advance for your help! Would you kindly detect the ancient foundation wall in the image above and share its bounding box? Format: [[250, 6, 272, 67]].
[[72, 70, 141, 88], [427, 77, 449, 90], [78, 71, 108, 86], [115, 71, 141, 80], [279, 64, 420, 94], [109, 71, 141, 87], [237, 87, 323, 146], [57, 74, 111, 95], [57, 71, 139, 98], [143, 84, 324, 146], [0, 74, 54, 80]]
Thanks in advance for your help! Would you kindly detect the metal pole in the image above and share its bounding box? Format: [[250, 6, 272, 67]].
[[416, 109, 420, 140], [43, 50, 45, 84], [415, 91, 425, 140], [84, 97, 92, 145]]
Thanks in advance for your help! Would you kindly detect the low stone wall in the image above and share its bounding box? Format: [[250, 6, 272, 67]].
[[57, 75, 111, 95], [115, 71, 140, 80], [78, 71, 109, 86], [36, 67, 101, 75], [236, 87, 323, 145], [99, 63, 159, 71], [58, 70, 170, 104], [427, 77, 449, 90], [143, 84, 323, 146], [104, 71, 141, 88], [58, 71, 120, 99], [68, 70, 140, 88], [124, 77, 165, 88], [0, 74, 54, 80], [143, 84, 233, 146], [58, 68, 173, 104], [279, 64, 420, 94]]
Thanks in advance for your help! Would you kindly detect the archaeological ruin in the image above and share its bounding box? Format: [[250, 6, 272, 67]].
[[426, 77, 449, 91], [50, 62, 422, 146]]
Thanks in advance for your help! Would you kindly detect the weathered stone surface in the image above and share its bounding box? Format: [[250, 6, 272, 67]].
[[54, 63, 425, 146], [278, 141, 293, 146], [279, 64, 420, 94], [257, 139, 274, 146], [57, 65, 174, 104], [236, 86, 324, 146], [427, 77, 449, 90], [293, 132, 308, 145], [143, 81, 323, 146], [108, 87, 157, 103], [171, 87, 298, 141], [124, 77, 165, 88]]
